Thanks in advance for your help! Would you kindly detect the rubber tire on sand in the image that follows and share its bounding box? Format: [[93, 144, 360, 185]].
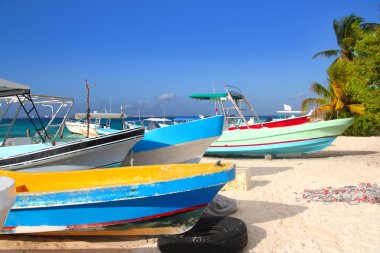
[[158, 215, 248, 253]]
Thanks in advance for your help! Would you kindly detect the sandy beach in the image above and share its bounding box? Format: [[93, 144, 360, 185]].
[[1, 136, 379, 252]]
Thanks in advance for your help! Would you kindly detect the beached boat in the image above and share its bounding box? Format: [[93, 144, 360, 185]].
[[190, 85, 353, 156], [122, 115, 224, 166], [0, 177, 15, 229], [0, 78, 145, 172], [98, 115, 224, 166], [0, 162, 235, 235]]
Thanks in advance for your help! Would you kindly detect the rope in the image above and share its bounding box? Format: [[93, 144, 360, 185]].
[[299, 183, 380, 205]]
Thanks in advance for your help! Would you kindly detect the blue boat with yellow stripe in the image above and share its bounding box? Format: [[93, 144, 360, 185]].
[[0, 162, 235, 235]]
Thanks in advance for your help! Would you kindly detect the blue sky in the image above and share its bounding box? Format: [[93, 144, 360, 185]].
[[0, 0, 378, 116]]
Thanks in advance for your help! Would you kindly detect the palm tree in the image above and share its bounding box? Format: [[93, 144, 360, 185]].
[[302, 59, 365, 119], [312, 14, 377, 62]]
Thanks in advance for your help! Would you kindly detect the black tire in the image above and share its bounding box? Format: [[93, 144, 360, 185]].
[[158, 215, 248, 253]]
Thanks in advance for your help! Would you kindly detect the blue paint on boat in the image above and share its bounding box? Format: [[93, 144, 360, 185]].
[[97, 128, 120, 135], [132, 116, 224, 153], [5, 167, 235, 228], [0, 143, 52, 159], [207, 136, 337, 155]]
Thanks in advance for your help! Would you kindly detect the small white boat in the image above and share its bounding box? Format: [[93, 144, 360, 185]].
[[141, 118, 173, 130], [65, 112, 127, 136], [0, 177, 15, 229], [65, 119, 98, 135]]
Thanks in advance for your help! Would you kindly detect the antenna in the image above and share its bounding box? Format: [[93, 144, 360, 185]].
[[212, 81, 219, 115], [137, 102, 141, 121]]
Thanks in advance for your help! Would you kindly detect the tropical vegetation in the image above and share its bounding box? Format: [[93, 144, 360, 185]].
[[302, 14, 380, 136]]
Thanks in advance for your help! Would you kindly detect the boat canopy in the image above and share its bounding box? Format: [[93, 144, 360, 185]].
[[75, 112, 127, 120], [189, 92, 244, 101], [0, 79, 30, 97]]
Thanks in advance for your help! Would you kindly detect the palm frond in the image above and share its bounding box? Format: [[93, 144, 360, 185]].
[[310, 82, 331, 98], [312, 50, 340, 59], [333, 14, 363, 46], [301, 98, 327, 112], [314, 105, 333, 119], [347, 104, 365, 115], [330, 80, 344, 100], [335, 99, 345, 111]]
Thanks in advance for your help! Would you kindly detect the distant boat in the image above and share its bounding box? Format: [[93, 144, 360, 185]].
[[0, 162, 235, 235], [190, 85, 353, 156], [65, 112, 127, 136], [0, 78, 144, 172], [65, 118, 98, 135], [0, 177, 15, 230]]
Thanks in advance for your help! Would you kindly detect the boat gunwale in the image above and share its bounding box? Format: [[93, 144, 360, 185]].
[[0, 127, 145, 169], [10, 165, 236, 209]]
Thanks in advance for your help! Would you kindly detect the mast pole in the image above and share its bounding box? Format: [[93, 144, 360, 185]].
[[85, 79, 96, 138]]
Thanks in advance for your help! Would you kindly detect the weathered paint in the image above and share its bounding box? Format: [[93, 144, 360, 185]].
[[1, 163, 235, 234], [0, 163, 233, 192], [28, 207, 207, 236]]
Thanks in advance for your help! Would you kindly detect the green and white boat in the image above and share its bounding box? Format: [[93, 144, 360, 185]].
[[190, 85, 353, 156]]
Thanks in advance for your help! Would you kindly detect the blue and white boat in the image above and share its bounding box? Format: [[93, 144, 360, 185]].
[[122, 115, 224, 166]]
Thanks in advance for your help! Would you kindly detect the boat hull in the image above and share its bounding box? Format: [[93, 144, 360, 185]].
[[0, 128, 144, 172], [122, 116, 224, 166], [1, 164, 235, 234], [207, 118, 353, 155], [0, 177, 15, 229]]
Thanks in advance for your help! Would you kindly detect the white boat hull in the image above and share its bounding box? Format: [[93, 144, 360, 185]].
[[65, 121, 97, 135], [122, 136, 216, 166], [0, 177, 15, 229], [0, 128, 145, 172]]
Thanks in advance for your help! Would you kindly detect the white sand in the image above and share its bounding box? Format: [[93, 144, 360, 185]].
[[1, 136, 379, 252]]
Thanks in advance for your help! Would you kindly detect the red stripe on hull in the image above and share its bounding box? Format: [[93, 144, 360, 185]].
[[228, 116, 309, 131], [210, 135, 336, 148], [67, 203, 208, 229]]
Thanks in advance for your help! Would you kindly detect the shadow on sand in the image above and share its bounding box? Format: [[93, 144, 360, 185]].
[[0, 234, 159, 252], [247, 166, 292, 176], [232, 200, 308, 252], [0, 200, 306, 253], [206, 150, 378, 160]]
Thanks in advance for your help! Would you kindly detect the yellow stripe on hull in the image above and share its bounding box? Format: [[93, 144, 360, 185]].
[[0, 163, 233, 193]]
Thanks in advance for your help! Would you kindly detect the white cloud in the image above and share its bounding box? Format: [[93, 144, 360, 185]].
[[158, 92, 176, 101]]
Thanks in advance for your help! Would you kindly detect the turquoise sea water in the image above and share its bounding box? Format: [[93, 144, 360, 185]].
[[1, 116, 273, 143]]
